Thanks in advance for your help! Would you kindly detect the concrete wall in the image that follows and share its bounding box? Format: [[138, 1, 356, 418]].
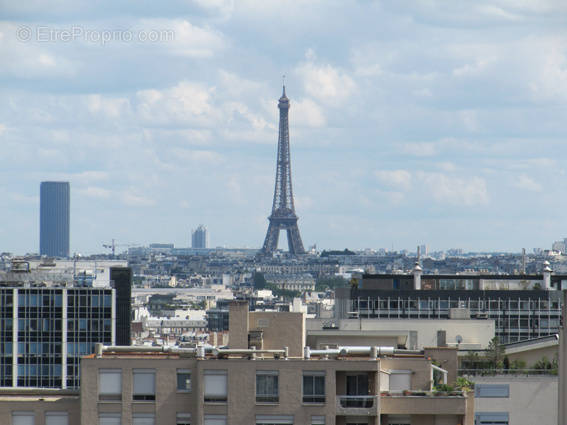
[[0, 394, 80, 425], [472, 375, 557, 425], [307, 318, 495, 350], [307, 333, 400, 350], [250, 311, 305, 357], [380, 358, 432, 391], [228, 301, 249, 349], [424, 347, 458, 386], [506, 344, 558, 367], [82, 356, 199, 425]]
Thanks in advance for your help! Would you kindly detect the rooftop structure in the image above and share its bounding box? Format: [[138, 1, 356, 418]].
[[336, 270, 565, 344]]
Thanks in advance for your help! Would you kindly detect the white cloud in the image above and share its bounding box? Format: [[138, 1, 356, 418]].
[[122, 191, 155, 207], [168, 148, 224, 165], [125, 19, 227, 58], [402, 142, 439, 157], [402, 138, 477, 157], [436, 162, 457, 172], [293, 98, 326, 127], [87, 94, 130, 118], [375, 170, 412, 190], [224, 101, 270, 130], [135, 81, 217, 125], [529, 39, 567, 101], [512, 174, 542, 192], [417, 172, 489, 206], [295, 53, 356, 106], [0, 23, 80, 78], [460, 110, 480, 132], [77, 186, 111, 199]]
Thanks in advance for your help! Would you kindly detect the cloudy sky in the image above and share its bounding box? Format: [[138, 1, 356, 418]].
[[1, 0, 567, 254]]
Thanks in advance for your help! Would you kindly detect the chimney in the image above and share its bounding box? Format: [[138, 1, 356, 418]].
[[229, 300, 249, 349], [543, 261, 552, 290], [413, 262, 423, 290]]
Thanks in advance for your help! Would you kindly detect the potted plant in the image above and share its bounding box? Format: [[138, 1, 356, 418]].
[[433, 383, 454, 396]]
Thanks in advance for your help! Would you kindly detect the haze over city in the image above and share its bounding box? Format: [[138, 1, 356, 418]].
[[2, 1, 567, 255]]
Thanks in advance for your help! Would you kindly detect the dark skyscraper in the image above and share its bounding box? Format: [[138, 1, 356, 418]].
[[40, 181, 70, 257], [111, 266, 132, 346], [191, 224, 208, 248], [260, 86, 305, 255]]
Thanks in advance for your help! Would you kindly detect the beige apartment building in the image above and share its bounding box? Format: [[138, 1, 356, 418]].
[[0, 301, 474, 425], [0, 344, 473, 425]]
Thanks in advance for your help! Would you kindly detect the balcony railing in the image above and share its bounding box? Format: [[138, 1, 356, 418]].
[[337, 395, 376, 408], [459, 368, 557, 376]]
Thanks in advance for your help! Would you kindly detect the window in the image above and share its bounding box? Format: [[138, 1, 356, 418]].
[[387, 415, 410, 425], [133, 414, 155, 425], [255, 415, 293, 425], [204, 370, 227, 402], [45, 412, 68, 425], [133, 369, 156, 401], [176, 413, 191, 425], [303, 372, 325, 403], [12, 412, 34, 425], [177, 369, 191, 392], [256, 371, 279, 403], [475, 412, 509, 425], [311, 416, 325, 425], [99, 413, 120, 425], [475, 384, 510, 398], [204, 415, 226, 425], [389, 370, 411, 392], [99, 369, 122, 401]]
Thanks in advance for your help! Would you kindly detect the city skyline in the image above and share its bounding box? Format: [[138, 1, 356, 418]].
[[2, 2, 567, 254]]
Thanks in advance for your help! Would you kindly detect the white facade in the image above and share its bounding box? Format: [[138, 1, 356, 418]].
[[307, 318, 495, 350], [472, 375, 557, 425]]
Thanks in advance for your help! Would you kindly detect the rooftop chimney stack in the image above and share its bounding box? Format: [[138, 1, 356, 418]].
[[543, 261, 552, 290], [413, 262, 423, 290]]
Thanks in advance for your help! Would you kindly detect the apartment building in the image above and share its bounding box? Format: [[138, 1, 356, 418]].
[[78, 343, 473, 425], [336, 268, 565, 344], [0, 344, 475, 425]]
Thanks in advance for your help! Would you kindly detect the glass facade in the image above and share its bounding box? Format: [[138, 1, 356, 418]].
[[39, 181, 70, 258], [66, 288, 113, 388], [0, 287, 114, 389], [348, 290, 562, 344]]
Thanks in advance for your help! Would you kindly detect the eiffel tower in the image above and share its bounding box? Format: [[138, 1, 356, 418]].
[[260, 85, 306, 256]]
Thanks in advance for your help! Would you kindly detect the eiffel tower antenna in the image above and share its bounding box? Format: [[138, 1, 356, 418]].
[[260, 85, 306, 256]]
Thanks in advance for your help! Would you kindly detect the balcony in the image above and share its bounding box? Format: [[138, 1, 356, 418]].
[[335, 395, 378, 416], [380, 391, 467, 415]]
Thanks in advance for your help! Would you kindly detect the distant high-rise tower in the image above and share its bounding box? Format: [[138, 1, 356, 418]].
[[260, 86, 305, 256], [40, 181, 70, 257], [192, 224, 208, 248]]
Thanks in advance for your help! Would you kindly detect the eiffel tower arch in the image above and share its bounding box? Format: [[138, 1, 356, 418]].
[[260, 86, 306, 256]]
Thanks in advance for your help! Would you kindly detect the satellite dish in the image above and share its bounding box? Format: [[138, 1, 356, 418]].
[[456, 335, 463, 344]]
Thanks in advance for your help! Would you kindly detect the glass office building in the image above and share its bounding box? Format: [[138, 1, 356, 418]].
[[40, 181, 70, 258], [0, 267, 131, 389]]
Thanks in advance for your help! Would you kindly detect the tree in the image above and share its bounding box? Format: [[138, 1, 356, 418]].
[[253, 271, 267, 289], [486, 337, 505, 368], [315, 276, 348, 291]]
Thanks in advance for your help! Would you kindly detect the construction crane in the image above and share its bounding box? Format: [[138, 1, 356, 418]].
[[102, 239, 135, 257]]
